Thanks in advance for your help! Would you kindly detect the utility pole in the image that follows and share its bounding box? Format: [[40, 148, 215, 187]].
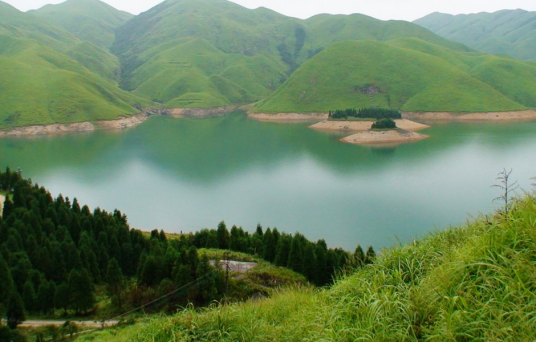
[[223, 252, 230, 295]]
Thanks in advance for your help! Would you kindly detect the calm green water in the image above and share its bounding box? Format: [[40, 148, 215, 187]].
[[1, 113, 536, 250]]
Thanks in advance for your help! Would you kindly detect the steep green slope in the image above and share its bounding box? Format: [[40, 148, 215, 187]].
[[30, 0, 133, 50], [414, 10, 536, 62], [79, 194, 536, 341], [0, 35, 146, 127], [255, 39, 535, 113], [0, 0, 122, 81], [305, 13, 470, 53], [113, 0, 294, 106], [0, 2, 150, 128], [111, 0, 473, 108]]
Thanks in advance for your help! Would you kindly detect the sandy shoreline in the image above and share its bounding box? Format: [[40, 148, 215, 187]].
[[0, 113, 148, 137], [403, 110, 536, 121], [1, 109, 534, 138], [341, 130, 429, 145], [248, 112, 328, 122], [310, 119, 429, 132], [170, 106, 230, 119]]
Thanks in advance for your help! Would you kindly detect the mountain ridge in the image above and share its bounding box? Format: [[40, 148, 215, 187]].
[[414, 9, 536, 62]]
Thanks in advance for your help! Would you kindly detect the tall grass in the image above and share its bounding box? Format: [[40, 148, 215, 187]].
[[80, 193, 536, 341]]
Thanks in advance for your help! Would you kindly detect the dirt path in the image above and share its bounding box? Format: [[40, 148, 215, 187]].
[[211, 260, 258, 273], [18, 320, 118, 328], [0, 194, 5, 216], [402, 110, 536, 121]]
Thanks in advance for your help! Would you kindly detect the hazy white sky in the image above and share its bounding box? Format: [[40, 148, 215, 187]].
[[4, 0, 536, 21]]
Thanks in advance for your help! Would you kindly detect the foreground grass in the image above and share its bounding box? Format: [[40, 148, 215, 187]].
[[79, 194, 536, 341]]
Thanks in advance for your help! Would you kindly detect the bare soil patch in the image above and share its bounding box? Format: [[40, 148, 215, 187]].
[[341, 129, 429, 145], [403, 110, 536, 122]]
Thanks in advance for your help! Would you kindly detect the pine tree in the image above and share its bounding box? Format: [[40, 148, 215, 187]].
[[0, 256, 14, 319], [365, 246, 376, 264], [68, 269, 95, 314], [7, 291, 26, 329], [216, 221, 230, 249], [2, 196, 14, 217], [301, 243, 316, 283], [255, 224, 263, 237], [354, 245, 365, 267], [196, 254, 218, 305], [55, 282, 70, 314], [106, 258, 123, 309], [22, 280, 37, 313], [274, 234, 291, 267], [287, 234, 304, 273], [37, 281, 55, 314], [263, 228, 276, 263], [314, 244, 329, 286]]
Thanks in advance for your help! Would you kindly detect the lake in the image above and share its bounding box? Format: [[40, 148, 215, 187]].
[[1, 113, 535, 251]]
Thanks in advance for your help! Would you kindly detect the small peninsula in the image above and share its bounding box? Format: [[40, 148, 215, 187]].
[[341, 129, 429, 145]]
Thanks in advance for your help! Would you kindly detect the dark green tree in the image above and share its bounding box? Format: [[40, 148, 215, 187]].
[[196, 254, 218, 305], [68, 269, 95, 314], [365, 246, 376, 265], [263, 228, 276, 263], [302, 243, 316, 283], [274, 234, 291, 267], [55, 282, 69, 314], [37, 280, 56, 314], [354, 245, 365, 267], [0, 256, 14, 319], [106, 258, 123, 309], [216, 221, 229, 249], [7, 291, 26, 329], [22, 280, 36, 313], [287, 234, 304, 273], [314, 243, 329, 286]]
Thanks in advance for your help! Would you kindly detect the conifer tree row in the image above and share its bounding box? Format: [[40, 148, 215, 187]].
[[0, 168, 374, 328], [329, 107, 402, 120]]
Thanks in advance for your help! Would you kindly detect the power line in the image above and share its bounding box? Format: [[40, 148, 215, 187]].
[[108, 269, 218, 322]]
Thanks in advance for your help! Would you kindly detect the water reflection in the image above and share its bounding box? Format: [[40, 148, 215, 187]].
[[1, 113, 535, 250]]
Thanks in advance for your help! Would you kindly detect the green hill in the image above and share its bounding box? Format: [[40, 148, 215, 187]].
[[30, 0, 133, 50], [111, 0, 473, 108], [78, 193, 536, 341], [28, 0, 134, 81], [414, 10, 536, 62], [255, 38, 536, 113], [0, 35, 146, 127], [0, 2, 149, 128], [3, 0, 536, 125]]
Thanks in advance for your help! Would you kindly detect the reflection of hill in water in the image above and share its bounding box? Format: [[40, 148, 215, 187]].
[[1, 113, 536, 184]]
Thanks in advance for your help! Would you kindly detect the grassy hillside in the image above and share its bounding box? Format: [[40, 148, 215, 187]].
[[414, 10, 536, 62], [255, 38, 536, 113], [29, 0, 133, 81], [30, 0, 133, 50], [0, 35, 147, 127], [0, 1, 152, 128], [79, 192, 536, 341], [111, 0, 474, 108], [0, 1, 122, 81]]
